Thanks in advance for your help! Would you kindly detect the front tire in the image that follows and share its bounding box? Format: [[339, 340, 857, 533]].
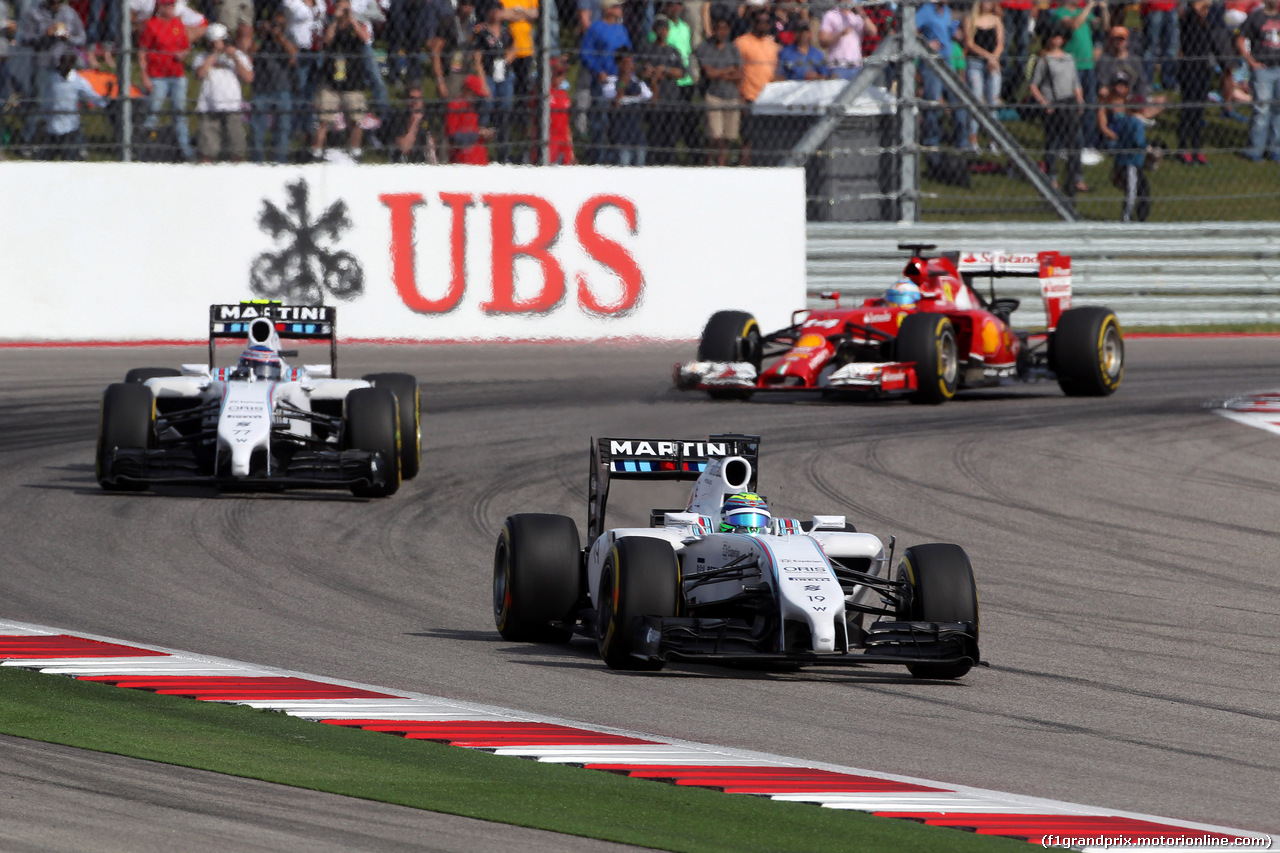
[[344, 387, 401, 497], [493, 514, 582, 643], [362, 373, 421, 480], [896, 543, 979, 679], [897, 313, 959, 405], [1051, 306, 1124, 396], [597, 537, 680, 671], [96, 383, 155, 492], [696, 310, 762, 401]]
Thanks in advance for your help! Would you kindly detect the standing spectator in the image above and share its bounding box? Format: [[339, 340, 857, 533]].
[[17, 0, 85, 152], [473, 0, 515, 160], [694, 15, 741, 165], [963, 0, 1004, 150], [130, 0, 207, 43], [769, 0, 809, 48], [138, 0, 194, 161], [501, 0, 538, 106], [1030, 23, 1085, 193], [1140, 0, 1180, 91], [648, 0, 697, 163], [603, 46, 651, 163], [1178, 0, 1216, 163], [581, 0, 631, 162], [1097, 25, 1167, 118], [578, 0, 599, 33], [387, 0, 439, 89], [818, 0, 876, 80], [916, 0, 962, 152], [1050, 0, 1103, 162], [445, 72, 491, 163], [194, 21, 252, 162], [433, 0, 480, 100], [386, 85, 439, 161], [43, 50, 106, 158], [779, 19, 828, 79], [249, 9, 296, 164], [1107, 85, 1150, 220], [639, 13, 685, 162], [537, 54, 574, 162], [86, 0, 119, 68], [1237, 0, 1280, 160], [1000, 0, 1034, 103], [310, 0, 369, 160], [282, 0, 324, 137], [623, 0, 654, 49], [349, 0, 389, 128], [703, 0, 747, 41], [734, 7, 779, 165]]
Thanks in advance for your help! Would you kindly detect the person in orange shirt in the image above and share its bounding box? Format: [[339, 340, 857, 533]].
[[734, 8, 780, 165]]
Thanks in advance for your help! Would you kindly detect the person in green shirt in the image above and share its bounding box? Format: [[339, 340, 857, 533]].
[[648, 0, 699, 162], [1049, 0, 1104, 156]]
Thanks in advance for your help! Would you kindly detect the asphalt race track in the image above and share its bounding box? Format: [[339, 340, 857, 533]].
[[2, 337, 1278, 845]]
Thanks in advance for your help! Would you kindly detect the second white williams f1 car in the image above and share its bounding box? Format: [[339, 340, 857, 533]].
[[96, 303, 420, 497]]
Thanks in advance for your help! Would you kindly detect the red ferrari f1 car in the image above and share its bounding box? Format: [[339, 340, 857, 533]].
[[675, 244, 1123, 404]]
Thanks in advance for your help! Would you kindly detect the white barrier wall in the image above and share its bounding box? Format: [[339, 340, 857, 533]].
[[0, 164, 805, 343]]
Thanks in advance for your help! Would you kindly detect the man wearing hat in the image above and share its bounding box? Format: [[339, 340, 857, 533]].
[[639, 13, 686, 163], [1096, 24, 1165, 123], [648, 0, 699, 162], [580, 0, 631, 162], [193, 21, 252, 161]]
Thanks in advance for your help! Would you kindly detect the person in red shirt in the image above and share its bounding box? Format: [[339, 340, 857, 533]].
[[138, 0, 194, 160], [528, 56, 574, 163], [446, 74, 492, 164]]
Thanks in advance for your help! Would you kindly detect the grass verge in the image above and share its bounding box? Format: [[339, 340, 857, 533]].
[[0, 666, 1024, 853]]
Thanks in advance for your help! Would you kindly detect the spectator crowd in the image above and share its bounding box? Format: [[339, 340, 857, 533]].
[[0, 0, 1276, 181]]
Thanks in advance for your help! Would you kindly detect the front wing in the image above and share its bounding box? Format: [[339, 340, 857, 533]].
[[99, 446, 391, 491], [673, 361, 919, 395], [632, 616, 980, 668]]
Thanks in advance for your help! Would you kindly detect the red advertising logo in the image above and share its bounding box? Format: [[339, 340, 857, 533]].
[[379, 192, 643, 317]]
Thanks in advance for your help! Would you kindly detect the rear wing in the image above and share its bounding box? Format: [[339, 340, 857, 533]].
[[208, 302, 339, 376], [954, 250, 1073, 331], [587, 434, 761, 544]]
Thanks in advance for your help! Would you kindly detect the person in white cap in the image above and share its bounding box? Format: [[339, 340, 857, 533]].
[[194, 20, 252, 161]]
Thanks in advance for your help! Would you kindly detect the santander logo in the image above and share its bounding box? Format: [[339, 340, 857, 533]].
[[379, 192, 644, 318]]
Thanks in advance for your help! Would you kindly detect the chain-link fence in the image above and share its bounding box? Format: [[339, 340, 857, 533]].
[[1, 0, 1277, 221]]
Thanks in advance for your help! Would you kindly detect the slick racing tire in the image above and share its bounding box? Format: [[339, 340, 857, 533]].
[[597, 537, 679, 671], [125, 367, 181, 384], [362, 373, 421, 481], [696, 310, 762, 401], [493, 513, 582, 643], [896, 313, 959, 405], [896, 543, 979, 680], [344, 387, 401, 498], [1050, 306, 1124, 397], [96, 383, 155, 492]]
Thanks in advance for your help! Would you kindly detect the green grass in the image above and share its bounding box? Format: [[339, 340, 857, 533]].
[[0, 666, 1025, 853], [922, 111, 1280, 222]]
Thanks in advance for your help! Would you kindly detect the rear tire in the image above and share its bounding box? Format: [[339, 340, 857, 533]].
[[125, 367, 181, 384], [493, 514, 582, 643], [1051, 307, 1124, 396], [362, 373, 421, 480], [896, 543, 979, 679], [897, 313, 959, 405], [96, 383, 155, 492], [344, 387, 401, 497], [597, 537, 680, 671], [696, 310, 762, 401]]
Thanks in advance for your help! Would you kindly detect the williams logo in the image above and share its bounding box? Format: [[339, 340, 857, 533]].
[[251, 179, 364, 306]]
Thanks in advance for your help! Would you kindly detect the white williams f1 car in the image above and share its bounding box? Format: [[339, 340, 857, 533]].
[[493, 435, 982, 678], [95, 303, 420, 497]]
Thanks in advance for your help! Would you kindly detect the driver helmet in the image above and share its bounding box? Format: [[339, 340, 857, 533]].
[[237, 344, 282, 380], [885, 277, 922, 307], [720, 492, 771, 534]]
